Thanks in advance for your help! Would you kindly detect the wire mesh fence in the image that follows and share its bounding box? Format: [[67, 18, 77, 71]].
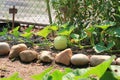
[[0, 0, 52, 25]]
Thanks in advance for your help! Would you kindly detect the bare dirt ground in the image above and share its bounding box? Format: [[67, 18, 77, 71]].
[[0, 56, 65, 80]]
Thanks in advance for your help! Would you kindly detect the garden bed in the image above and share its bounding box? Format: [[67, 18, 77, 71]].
[[0, 25, 120, 80], [0, 56, 65, 80]]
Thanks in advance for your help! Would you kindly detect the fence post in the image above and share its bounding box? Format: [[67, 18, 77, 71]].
[[46, 0, 52, 24], [46, 0, 55, 37], [9, 5, 18, 29]]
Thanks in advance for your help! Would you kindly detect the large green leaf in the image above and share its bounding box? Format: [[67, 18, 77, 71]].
[[84, 26, 95, 37], [93, 42, 106, 53], [107, 27, 120, 38], [31, 67, 52, 80], [63, 69, 88, 80], [57, 25, 75, 36], [51, 68, 73, 80], [95, 21, 116, 30], [20, 32, 33, 39], [80, 30, 87, 41], [49, 25, 58, 31], [71, 33, 80, 39], [70, 33, 80, 43], [113, 28, 120, 38], [51, 70, 64, 80], [11, 26, 20, 37], [24, 25, 33, 33], [93, 41, 115, 53], [42, 73, 52, 80], [60, 23, 69, 28], [36, 26, 52, 38], [74, 56, 116, 79]]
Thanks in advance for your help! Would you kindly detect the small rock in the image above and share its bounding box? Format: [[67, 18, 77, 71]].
[[9, 44, 27, 59], [71, 54, 89, 66], [116, 58, 120, 65], [38, 51, 54, 63], [90, 55, 115, 66], [0, 42, 10, 56], [55, 48, 72, 66], [19, 50, 38, 62]]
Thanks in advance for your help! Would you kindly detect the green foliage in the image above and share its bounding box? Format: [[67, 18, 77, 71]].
[[51, 70, 65, 80], [36, 25, 58, 38], [36, 26, 52, 38], [21, 32, 33, 39], [93, 41, 115, 53], [49, 25, 58, 31], [0, 73, 23, 80], [95, 21, 116, 30], [35, 25, 58, 49], [0, 27, 8, 36], [50, 0, 120, 26], [24, 25, 33, 33], [63, 69, 89, 80], [50, 68, 73, 80], [32, 67, 73, 80], [50, 0, 120, 52], [107, 27, 120, 38], [57, 24, 75, 36], [70, 33, 80, 43], [84, 27, 95, 38], [20, 25, 34, 39], [31, 67, 53, 80], [98, 23, 120, 50], [10, 26, 20, 38]]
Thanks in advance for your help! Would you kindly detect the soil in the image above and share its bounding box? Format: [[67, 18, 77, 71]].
[[0, 48, 93, 80], [0, 56, 66, 80]]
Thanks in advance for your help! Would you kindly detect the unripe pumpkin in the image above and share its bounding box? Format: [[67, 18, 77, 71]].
[[54, 36, 67, 50]]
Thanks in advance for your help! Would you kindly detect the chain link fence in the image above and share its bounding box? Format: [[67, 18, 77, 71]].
[[0, 0, 53, 26]]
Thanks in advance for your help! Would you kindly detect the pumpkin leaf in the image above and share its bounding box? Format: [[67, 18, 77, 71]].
[[36, 26, 52, 38], [21, 32, 33, 39], [93, 41, 115, 53], [95, 21, 116, 30], [31, 67, 52, 80], [63, 69, 89, 80], [49, 25, 58, 31], [24, 25, 33, 33], [57, 25, 75, 36], [84, 27, 95, 37]]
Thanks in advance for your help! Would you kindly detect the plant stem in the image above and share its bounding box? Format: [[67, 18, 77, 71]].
[[90, 35, 95, 46], [100, 30, 105, 43], [107, 50, 120, 53]]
